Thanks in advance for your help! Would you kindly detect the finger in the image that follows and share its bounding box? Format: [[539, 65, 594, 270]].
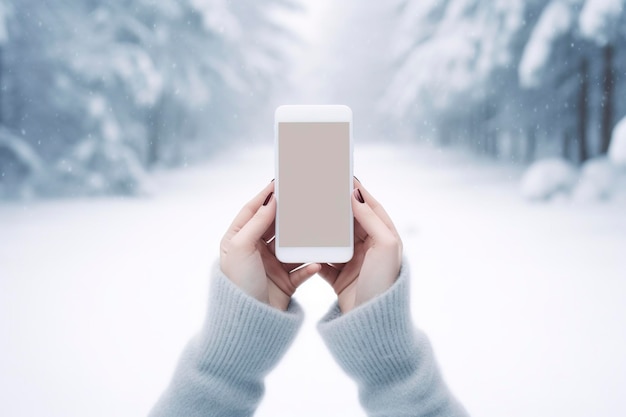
[[352, 188, 397, 244], [233, 191, 276, 246], [228, 181, 275, 234], [267, 238, 277, 255], [258, 242, 296, 295], [318, 263, 340, 286], [354, 218, 367, 242], [266, 239, 301, 272], [289, 263, 321, 288], [333, 242, 366, 294], [354, 184, 400, 238], [262, 219, 275, 243]]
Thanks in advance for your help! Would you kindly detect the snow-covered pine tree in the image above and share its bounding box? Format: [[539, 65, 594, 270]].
[[385, 0, 531, 158], [0, 0, 299, 197], [520, 0, 626, 162], [519, 0, 595, 162], [0, 0, 53, 197], [579, 0, 626, 154], [0, 0, 8, 126], [387, 0, 624, 164]]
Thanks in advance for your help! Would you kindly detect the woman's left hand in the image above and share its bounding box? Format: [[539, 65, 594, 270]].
[[220, 181, 320, 311]]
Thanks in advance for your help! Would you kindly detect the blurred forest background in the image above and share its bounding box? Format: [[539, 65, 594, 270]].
[[0, 0, 625, 199]]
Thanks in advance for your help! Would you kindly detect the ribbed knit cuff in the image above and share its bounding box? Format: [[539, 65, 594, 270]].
[[317, 257, 421, 386], [197, 260, 305, 382]]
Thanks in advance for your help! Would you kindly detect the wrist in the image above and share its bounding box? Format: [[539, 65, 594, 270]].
[[318, 257, 416, 384], [201, 260, 304, 378]]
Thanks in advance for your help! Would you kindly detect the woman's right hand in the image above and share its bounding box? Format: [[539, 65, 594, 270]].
[[319, 180, 403, 313]]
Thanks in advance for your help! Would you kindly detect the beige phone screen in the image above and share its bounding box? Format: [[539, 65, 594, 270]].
[[278, 122, 351, 247]]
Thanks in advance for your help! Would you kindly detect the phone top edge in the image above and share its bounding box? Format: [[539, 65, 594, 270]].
[[275, 105, 352, 121]]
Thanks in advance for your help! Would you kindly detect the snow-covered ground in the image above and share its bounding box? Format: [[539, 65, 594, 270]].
[[1, 143, 625, 417]]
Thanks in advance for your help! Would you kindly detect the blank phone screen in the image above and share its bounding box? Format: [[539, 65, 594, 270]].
[[278, 122, 351, 247]]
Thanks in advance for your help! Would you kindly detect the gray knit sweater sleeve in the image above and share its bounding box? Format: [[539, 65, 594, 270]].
[[317, 258, 470, 417], [148, 260, 304, 417]]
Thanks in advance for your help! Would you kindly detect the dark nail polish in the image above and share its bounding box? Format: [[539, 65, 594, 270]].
[[263, 192, 274, 206], [354, 176, 361, 183], [355, 188, 364, 204], [271, 178, 275, 182]]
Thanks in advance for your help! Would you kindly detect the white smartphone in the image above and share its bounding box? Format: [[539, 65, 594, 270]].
[[274, 105, 354, 264]]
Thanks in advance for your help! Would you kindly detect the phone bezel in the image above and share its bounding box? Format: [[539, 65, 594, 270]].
[[274, 105, 354, 263]]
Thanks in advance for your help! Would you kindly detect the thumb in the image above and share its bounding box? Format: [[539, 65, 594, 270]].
[[351, 188, 394, 243], [289, 263, 321, 289], [236, 191, 275, 245]]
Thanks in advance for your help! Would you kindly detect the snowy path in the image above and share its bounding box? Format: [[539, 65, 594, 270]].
[[1, 143, 625, 417]]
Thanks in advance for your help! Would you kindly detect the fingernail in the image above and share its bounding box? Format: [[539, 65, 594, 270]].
[[263, 192, 274, 206], [354, 188, 364, 204], [271, 178, 275, 182], [354, 176, 361, 183]]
